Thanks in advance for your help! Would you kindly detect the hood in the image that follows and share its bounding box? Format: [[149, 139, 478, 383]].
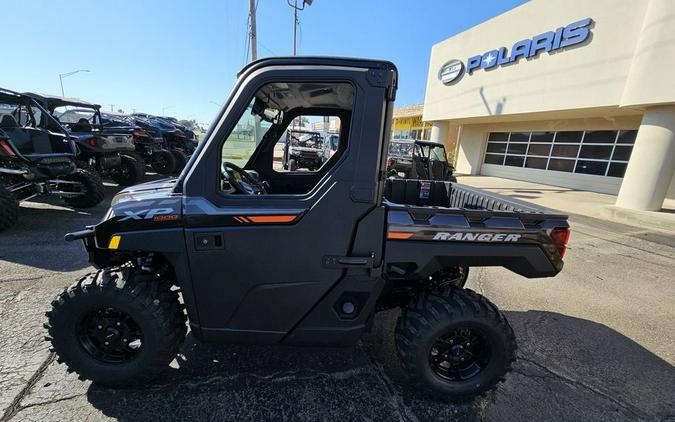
[[112, 177, 178, 206]]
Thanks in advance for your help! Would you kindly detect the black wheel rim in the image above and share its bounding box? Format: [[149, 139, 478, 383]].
[[77, 307, 143, 363], [429, 327, 492, 381]]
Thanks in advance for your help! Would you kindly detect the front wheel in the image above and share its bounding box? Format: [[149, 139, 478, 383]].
[[287, 159, 297, 172], [150, 149, 177, 175], [45, 269, 187, 386], [0, 183, 19, 231], [395, 289, 516, 400], [61, 169, 104, 208], [170, 149, 187, 174], [110, 154, 146, 186]]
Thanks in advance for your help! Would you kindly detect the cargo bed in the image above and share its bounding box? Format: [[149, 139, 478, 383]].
[[383, 179, 569, 278]]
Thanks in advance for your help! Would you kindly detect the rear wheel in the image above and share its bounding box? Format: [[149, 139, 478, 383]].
[[170, 149, 187, 174], [0, 183, 19, 231], [61, 169, 105, 208], [150, 149, 176, 175], [45, 268, 187, 386], [395, 289, 516, 400], [110, 154, 146, 186]]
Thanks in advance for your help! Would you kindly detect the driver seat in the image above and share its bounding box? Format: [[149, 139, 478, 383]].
[[71, 118, 92, 132], [0, 115, 33, 154]]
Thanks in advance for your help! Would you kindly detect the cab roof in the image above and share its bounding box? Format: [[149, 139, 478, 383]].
[[23, 92, 100, 110]]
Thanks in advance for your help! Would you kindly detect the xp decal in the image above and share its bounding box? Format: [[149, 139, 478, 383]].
[[438, 18, 593, 84], [119, 208, 174, 221]]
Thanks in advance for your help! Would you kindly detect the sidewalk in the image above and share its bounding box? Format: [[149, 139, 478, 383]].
[[456, 175, 675, 234]]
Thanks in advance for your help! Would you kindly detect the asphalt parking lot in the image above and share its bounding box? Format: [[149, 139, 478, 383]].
[[1, 182, 674, 422]]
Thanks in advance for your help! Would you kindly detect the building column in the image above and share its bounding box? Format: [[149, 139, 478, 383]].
[[430, 121, 448, 144], [616, 106, 675, 211]]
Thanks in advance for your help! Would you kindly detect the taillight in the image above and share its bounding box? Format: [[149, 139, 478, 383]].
[[88, 137, 98, 146], [0, 139, 15, 156], [550, 227, 571, 258], [387, 158, 393, 168]]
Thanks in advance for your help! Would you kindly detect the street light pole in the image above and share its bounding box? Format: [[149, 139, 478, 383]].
[[58, 69, 90, 97]]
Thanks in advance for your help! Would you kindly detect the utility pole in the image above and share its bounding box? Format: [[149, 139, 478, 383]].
[[249, 0, 257, 61], [287, 0, 312, 56]]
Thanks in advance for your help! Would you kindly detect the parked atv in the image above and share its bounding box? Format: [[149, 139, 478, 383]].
[[26, 93, 145, 186], [282, 129, 324, 171], [387, 139, 457, 182], [46, 57, 570, 400], [101, 113, 176, 176], [0, 89, 104, 231]]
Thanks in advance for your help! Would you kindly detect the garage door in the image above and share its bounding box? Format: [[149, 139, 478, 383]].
[[481, 130, 637, 194]]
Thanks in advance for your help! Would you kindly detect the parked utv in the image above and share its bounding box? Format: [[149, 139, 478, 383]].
[[47, 58, 570, 400], [25, 93, 145, 186], [387, 138, 457, 182], [132, 113, 193, 173], [282, 129, 324, 171], [0, 89, 104, 231], [101, 113, 177, 176]]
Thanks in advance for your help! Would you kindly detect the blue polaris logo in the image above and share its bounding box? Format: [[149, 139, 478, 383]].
[[440, 18, 593, 83]]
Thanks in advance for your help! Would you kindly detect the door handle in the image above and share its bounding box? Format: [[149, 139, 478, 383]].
[[323, 254, 375, 269]]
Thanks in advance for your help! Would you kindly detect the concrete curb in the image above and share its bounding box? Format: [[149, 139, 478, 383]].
[[592, 205, 675, 234]]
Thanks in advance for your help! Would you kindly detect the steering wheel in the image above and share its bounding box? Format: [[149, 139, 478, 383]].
[[221, 161, 267, 195]]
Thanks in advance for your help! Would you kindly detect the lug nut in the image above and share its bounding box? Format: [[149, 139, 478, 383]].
[[116, 322, 121, 326], [98, 325, 102, 329], [104, 341, 109, 345]]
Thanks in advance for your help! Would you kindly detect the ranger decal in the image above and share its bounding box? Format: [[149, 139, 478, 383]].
[[432, 232, 522, 242]]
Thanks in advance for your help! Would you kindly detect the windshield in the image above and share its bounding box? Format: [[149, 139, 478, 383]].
[[289, 131, 322, 149], [221, 100, 273, 167], [388, 140, 413, 158], [56, 108, 96, 124]]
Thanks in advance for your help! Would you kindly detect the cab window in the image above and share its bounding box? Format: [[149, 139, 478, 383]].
[[219, 81, 353, 196]]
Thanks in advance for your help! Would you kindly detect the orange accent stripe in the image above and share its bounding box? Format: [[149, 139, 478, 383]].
[[239, 216, 251, 223], [387, 231, 414, 240], [246, 215, 297, 223], [233, 216, 243, 223]]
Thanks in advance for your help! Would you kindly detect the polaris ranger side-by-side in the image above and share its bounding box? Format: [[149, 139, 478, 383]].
[[47, 57, 570, 400]]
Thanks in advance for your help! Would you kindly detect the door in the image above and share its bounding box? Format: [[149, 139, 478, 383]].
[[181, 60, 396, 343]]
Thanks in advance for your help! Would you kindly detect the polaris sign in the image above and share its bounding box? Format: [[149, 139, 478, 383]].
[[439, 18, 593, 85]]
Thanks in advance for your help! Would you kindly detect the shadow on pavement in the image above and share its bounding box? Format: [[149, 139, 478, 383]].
[[365, 309, 675, 421], [85, 333, 430, 421], [0, 185, 115, 272], [82, 308, 674, 421]]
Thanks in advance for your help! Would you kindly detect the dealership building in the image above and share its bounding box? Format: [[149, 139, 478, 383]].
[[423, 0, 675, 211]]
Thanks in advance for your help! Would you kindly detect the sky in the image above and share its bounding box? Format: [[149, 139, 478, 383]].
[[2, 0, 525, 127]]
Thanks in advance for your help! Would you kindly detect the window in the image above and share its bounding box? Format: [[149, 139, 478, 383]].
[[272, 116, 341, 172], [483, 129, 636, 178], [221, 99, 273, 168], [219, 81, 353, 195]]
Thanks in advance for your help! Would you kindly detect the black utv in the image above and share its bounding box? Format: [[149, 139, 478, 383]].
[[132, 113, 193, 173], [47, 57, 570, 400], [282, 128, 324, 171], [0, 89, 104, 231], [387, 139, 457, 182], [107, 113, 177, 175], [25, 93, 145, 186]]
